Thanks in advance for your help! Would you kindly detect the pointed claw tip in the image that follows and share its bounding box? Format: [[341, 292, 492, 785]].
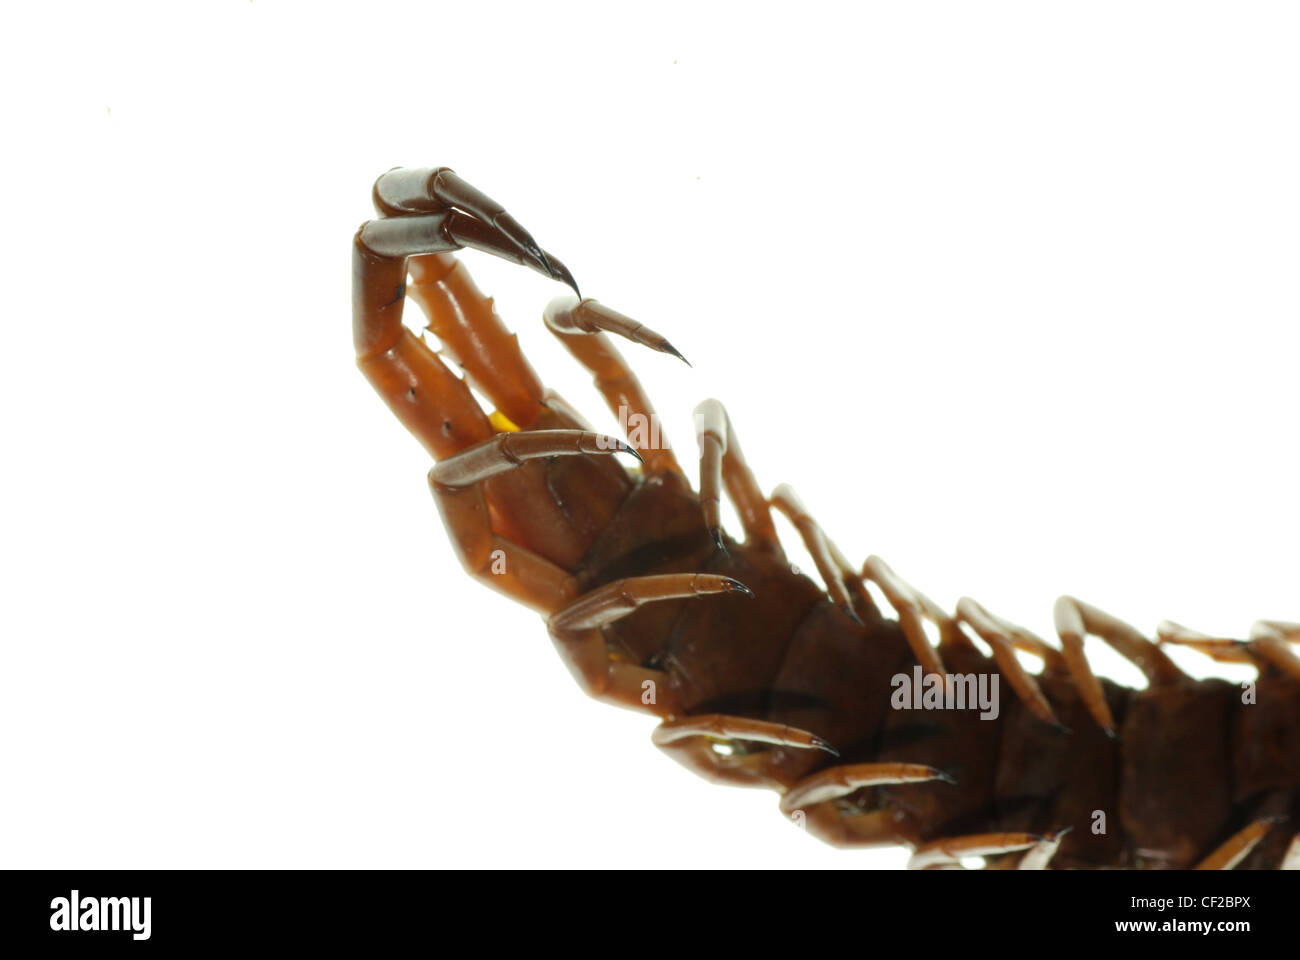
[[1102, 726, 1118, 741], [723, 578, 753, 598], [1050, 722, 1072, 736], [553, 264, 581, 298], [1051, 825, 1075, 839], [618, 441, 644, 464], [842, 604, 864, 627], [811, 737, 839, 757], [661, 341, 691, 367], [709, 526, 727, 553], [932, 768, 958, 786]]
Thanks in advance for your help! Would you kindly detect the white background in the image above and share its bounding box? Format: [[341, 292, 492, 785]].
[[1, 2, 1296, 869]]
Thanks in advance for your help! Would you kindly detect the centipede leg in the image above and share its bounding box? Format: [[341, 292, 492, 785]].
[[777, 763, 952, 848], [768, 485, 871, 625], [860, 556, 953, 676], [691, 398, 783, 554], [1159, 620, 1300, 681], [1195, 817, 1284, 870], [1054, 596, 1187, 736], [1014, 827, 1074, 870], [907, 832, 1045, 870], [651, 714, 837, 790], [956, 597, 1063, 728], [543, 296, 686, 474], [401, 253, 552, 430], [429, 430, 638, 614], [1249, 621, 1300, 681], [548, 575, 754, 716]]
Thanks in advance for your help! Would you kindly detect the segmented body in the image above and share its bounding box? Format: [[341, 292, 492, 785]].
[[561, 457, 1300, 869], [353, 167, 1300, 870]]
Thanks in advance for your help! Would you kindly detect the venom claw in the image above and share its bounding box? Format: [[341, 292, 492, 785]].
[[491, 211, 548, 272], [616, 440, 645, 464], [722, 578, 754, 598], [541, 252, 581, 297], [709, 526, 727, 553], [932, 768, 959, 785]]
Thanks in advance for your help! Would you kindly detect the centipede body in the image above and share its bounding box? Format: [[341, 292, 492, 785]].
[[353, 166, 1300, 870]]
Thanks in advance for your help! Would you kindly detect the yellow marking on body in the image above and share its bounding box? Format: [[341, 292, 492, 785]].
[[489, 410, 521, 433]]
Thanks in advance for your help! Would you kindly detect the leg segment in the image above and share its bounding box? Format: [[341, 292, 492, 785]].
[[405, 252, 550, 430], [955, 596, 1062, 728], [1016, 827, 1073, 870], [1054, 596, 1185, 685], [1054, 596, 1184, 735], [549, 575, 752, 716], [1195, 817, 1284, 870], [769, 485, 863, 623], [860, 556, 953, 677], [1160, 620, 1300, 681], [1249, 621, 1300, 681], [691, 398, 782, 553]]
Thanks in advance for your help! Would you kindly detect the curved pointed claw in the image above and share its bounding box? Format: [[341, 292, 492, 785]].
[[445, 213, 579, 293], [431, 168, 549, 263], [540, 252, 581, 297], [371, 166, 580, 294], [544, 297, 687, 363]]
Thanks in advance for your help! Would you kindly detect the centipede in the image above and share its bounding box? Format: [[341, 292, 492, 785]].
[[352, 166, 1299, 870]]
